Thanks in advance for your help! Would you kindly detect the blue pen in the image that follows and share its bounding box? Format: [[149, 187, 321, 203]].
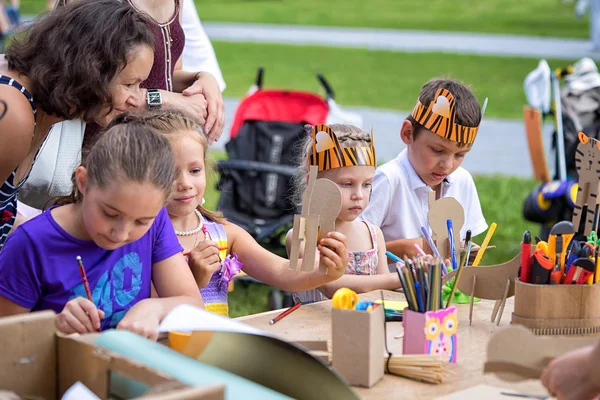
[[386, 251, 405, 264], [447, 220, 458, 272]]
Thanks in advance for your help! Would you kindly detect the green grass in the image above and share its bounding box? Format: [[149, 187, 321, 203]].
[[472, 175, 539, 265], [199, 0, 587, 38], [207, 150, 540, 316], [214, 41, 576, 120], [20, 0, 589, 38]]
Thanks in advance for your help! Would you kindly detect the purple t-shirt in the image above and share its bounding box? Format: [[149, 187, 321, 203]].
[[0, 206, 182, 330]]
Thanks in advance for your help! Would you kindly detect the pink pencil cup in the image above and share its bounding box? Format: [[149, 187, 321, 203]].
[[402, 307, 458, 363]]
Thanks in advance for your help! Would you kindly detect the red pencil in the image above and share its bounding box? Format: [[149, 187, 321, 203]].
[[269, 302, 301, 325], [76, 255, 93, 302]]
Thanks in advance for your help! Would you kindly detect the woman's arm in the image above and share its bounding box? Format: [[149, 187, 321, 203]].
[[314, 273, 401, 299], [0, 88, 35, 184], [229, 223, 346, 292]]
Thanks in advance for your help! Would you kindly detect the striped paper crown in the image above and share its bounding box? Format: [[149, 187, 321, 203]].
[[308, 124, 376, 172], [410, 88, 488, 145]]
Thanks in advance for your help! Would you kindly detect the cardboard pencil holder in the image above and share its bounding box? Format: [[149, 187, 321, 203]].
[[331, 307, 385, 388], [511, 278, 600, 335], [402, 307, 458, 363]]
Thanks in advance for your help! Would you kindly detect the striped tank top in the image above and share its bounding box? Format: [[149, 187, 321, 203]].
[[199, 220, 241, 317], [0, 75, 37, 250]]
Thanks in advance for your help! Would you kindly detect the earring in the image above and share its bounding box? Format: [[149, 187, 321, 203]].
[[202, 197, 206, 205]]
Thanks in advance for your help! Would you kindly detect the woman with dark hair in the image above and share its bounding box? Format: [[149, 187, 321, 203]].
[[80, 0, 225, 147], [0, 0, 155, 248]]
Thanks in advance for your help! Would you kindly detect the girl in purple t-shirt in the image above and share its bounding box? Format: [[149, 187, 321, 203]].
[[126, 110, 350, 317], [0, 120, 202, 339]]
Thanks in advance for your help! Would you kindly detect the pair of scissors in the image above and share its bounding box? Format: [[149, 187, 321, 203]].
[[332, 288, 359, 310]]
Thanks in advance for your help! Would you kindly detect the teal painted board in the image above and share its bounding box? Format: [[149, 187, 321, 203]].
[[95, 330, 290, 400]]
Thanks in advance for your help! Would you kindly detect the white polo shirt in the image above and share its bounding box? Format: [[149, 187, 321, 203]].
[[361, 149, 488, 242]]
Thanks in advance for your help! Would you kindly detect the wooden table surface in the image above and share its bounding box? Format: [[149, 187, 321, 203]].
[[236, 291, 549, 400]]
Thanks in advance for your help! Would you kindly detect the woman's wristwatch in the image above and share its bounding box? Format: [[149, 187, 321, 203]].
[[146, 89, 162, 109]]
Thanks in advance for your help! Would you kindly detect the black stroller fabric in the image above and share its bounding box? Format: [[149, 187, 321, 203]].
[[217, 120, 305, 242]]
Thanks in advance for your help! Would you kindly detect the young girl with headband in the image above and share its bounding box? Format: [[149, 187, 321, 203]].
[[125, 110, 350, 316], [288, 123, 401, 303], [0, 119, 202, 340]]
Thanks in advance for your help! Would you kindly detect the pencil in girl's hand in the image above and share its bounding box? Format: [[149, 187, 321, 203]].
[[76, 255, 93, 303]]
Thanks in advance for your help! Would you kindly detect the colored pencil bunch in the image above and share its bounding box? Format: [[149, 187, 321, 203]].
[[395, 257, 444, 313]]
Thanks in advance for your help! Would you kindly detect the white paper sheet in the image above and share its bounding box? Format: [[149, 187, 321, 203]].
[[158, 304, 272, 337], [61, 382, 100, 400]]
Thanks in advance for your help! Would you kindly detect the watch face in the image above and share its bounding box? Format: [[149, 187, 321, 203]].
[[148, 91, 162, 105]]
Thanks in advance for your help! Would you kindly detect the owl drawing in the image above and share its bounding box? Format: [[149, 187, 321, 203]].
[[424, 307, 458, 363]]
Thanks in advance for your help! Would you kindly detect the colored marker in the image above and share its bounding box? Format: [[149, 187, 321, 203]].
[[413, 243, 427, 257], [520, 231, 532, 283], [386, 251, 405, 264]]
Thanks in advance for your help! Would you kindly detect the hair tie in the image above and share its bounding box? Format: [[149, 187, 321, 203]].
[[304, 124, 313, 135]]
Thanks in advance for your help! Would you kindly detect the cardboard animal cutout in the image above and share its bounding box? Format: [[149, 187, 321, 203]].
[[572, 131, 600, 236], [427, 192, 464, 262], [442, 254, 521, 326], [484, 325, 597, 382], [289, 166, 343, 273]]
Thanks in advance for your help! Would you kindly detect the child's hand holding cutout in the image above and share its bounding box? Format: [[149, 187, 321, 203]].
[[188, 240, 222, 288], [319, 231, 349, 279], [57, 297, 104, 334]]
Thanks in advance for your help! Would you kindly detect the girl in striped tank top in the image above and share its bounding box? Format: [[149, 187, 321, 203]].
[[289, 124, 402, 304], [125, 110, 350, 316]]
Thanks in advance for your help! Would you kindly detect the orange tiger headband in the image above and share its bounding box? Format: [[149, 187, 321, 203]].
[[308, 124, 376, 172], [410, 88, 488, 145]]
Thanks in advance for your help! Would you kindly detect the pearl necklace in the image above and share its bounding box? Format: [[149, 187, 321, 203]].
[[175, 209, 204, 236]]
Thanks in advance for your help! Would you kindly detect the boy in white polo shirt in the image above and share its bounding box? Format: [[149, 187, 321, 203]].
[[361, 78, 488, 259]]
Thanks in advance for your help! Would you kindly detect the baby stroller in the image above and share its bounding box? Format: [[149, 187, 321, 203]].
[[523, 58, 600, 240], [216, 67, 362, 308]]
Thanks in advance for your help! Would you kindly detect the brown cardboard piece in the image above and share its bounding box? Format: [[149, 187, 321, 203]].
[[428, 193, 464, 261], [0, 311, 224, 400], [442, 254, 521, 326], [332, 307, 385, 388], [484, 325, 597, 382], [511, 278, 600, 335], [523, 105, 551, 183], [289, 165, 342, 273], [437, 384, 552, 400], [571, 132, 600, 236]]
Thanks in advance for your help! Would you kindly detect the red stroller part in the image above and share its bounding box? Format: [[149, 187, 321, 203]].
[[216, 68, 338, 310], [229, 68, 334, 137]]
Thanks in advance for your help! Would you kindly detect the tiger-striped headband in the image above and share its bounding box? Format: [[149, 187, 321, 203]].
[[308, 124, 376, 172], [410, 88, 488, 145]]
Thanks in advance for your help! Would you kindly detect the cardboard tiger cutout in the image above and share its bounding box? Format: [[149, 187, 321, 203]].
[[572, 131, 600, 235]]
